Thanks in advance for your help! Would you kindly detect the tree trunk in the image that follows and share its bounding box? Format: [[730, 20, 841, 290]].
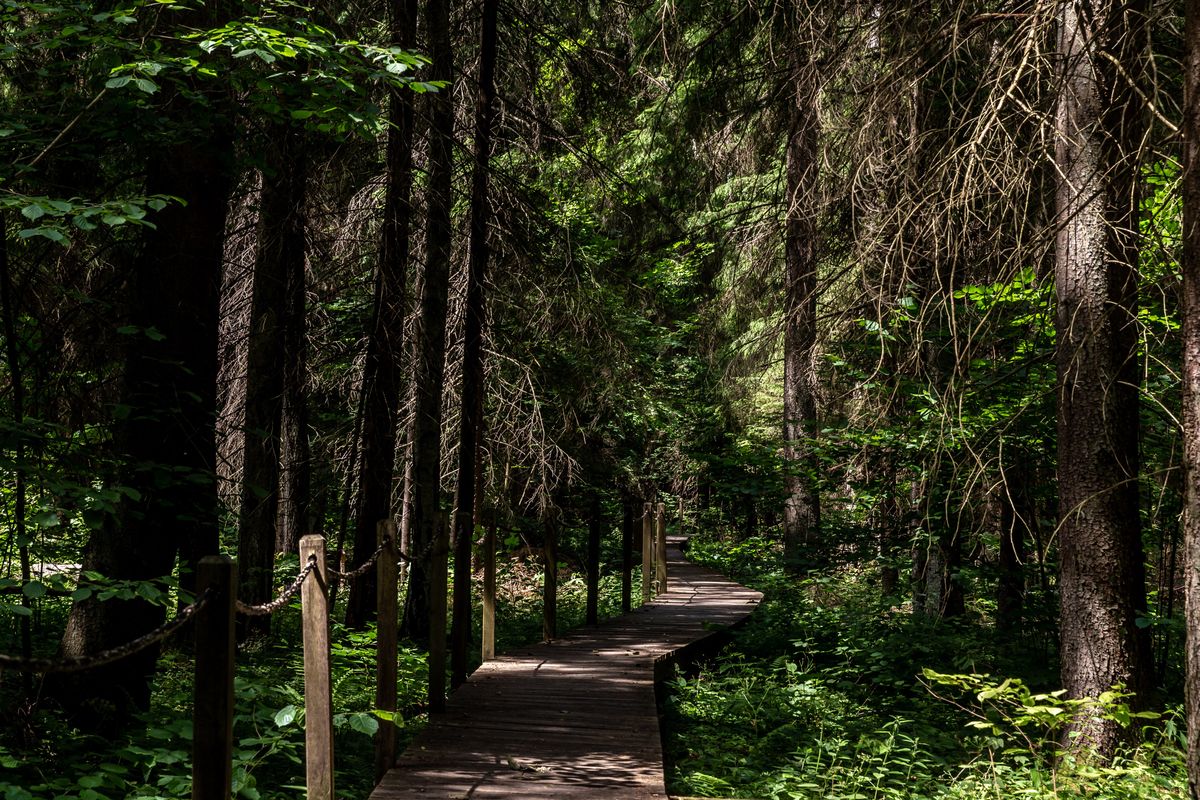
[[236, 126, 303, 638], [346, 0, 418, 628], [997, 447, 1032, 634], [450, 0, 498, 688], [782, 53, 821, 569], [58, 132, 231, 718], [1055, 0, 1151, 756], [402, 0, 455, 641], [276, 229, 311, 556], [1180, 0, 1200, 791]]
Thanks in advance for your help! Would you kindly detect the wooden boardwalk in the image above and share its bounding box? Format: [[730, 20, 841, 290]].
[[371, 537, 762, 799]]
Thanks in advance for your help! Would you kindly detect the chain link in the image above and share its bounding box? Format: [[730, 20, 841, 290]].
[[235, 556, 317, 617], [328, 536, 393, 583], [0, 590, 212, 674]]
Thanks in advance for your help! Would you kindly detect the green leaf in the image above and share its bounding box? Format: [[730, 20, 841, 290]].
[[105, 76, 131, 89], [273, 704, 297, 727], [72, 587, 93, 602], [20, 204, 44, 220], [348, 712, 378, 735], [11, 604, 32, 617], [33, 510, 60, 529], [22, 581, 46, 599]]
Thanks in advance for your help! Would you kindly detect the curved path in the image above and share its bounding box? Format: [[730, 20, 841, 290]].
[[371, 537, 762, 799]]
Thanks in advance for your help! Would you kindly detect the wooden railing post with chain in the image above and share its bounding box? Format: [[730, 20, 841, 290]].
[[374, 520, 399, 783], [300, 535, 334, 800], [193, 555, 236, 800]]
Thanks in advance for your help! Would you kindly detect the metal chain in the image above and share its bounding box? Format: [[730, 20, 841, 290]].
[[235, 556, 317, 617], [0, 590, 212, 674], [328, 536, 393, 582]]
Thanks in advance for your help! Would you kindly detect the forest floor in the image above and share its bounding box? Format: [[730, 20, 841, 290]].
[[662, 535, 1188, 800]]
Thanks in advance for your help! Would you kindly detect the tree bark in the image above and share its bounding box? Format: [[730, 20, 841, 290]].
[[402, 0, 455, 641], [997, 446, 1033, 634], [1054, 0, 1151, 756], [450, 0, 498, 688], [236, 126, 303, 637], [58, 131, 231, 718], [1180, 0, 1200, 792], [782, 52, 821, 568], [346, 0, 418, 628], [277, 226, 311, 556]]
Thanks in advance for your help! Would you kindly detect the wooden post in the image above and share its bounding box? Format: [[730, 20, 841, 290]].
[[300, 535, 334, 800], [543, 513, 558, 640], [481, 513, 496, 661], [374, 520, 399, 784], [193, 555, 236, 800], [655, 502, 668, 594], [428, 513, 449, 713], [641, 502, 652, 604], [621, 498, 633, 613], [586, 494, 601, 626]]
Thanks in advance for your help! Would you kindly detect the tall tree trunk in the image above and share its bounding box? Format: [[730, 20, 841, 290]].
[[997, 445, 1032, 634], [0, 214, 32, 695], [58, 131, 231, 718], [402, 0, 455, 641], [1054, 0, 1151, 756], [236, 127, 302, 637], [277, 229, 311, 556], [450, 0, 498, 688], [782, 54, 821, 568], [346, 0, 418, 628], [1180, 0, 1200, 791]]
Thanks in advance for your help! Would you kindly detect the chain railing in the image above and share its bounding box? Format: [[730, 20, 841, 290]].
[[0, 509, 499, 800], [0, 589, 211, 674], [235, 555, 318, 617]]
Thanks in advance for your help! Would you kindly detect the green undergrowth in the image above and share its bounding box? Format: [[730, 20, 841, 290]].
[[0, 554, 628, 800], [662, 535, 1188, 799]]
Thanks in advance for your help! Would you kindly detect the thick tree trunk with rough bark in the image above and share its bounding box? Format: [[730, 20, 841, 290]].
[[346, 0, 417, 628], [450, 0, 498, 688], [402, 0, 454, 641], [1180, 0, 1200, 792], [236, 127, 304, 637], [782, 58, 821, 568], [1054, 0, 1151, 756], [58, 132, 231, 718], [277, 232, 311, 556]]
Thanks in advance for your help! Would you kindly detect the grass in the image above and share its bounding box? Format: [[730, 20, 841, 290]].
[[661, 533, 1189, 800]]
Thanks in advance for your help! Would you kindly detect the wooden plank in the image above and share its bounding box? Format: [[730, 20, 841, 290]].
[[192, 555, 236, 800], [300, 535, 334, 800], [371, 537, 761, 799]]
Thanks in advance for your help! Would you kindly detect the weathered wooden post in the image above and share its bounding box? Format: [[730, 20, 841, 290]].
[[586, 494, 601, 626], [655, 502, 668, 594], [300, 535, 334, 800], [641, 502, 652, 604], [193, 555, 236, 800], [429, 512, 449, 713], [481, 511, 496, 661], [621, 498, 633, 613], [542, 511, 558, 640], [374, 520, 399, 783]]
